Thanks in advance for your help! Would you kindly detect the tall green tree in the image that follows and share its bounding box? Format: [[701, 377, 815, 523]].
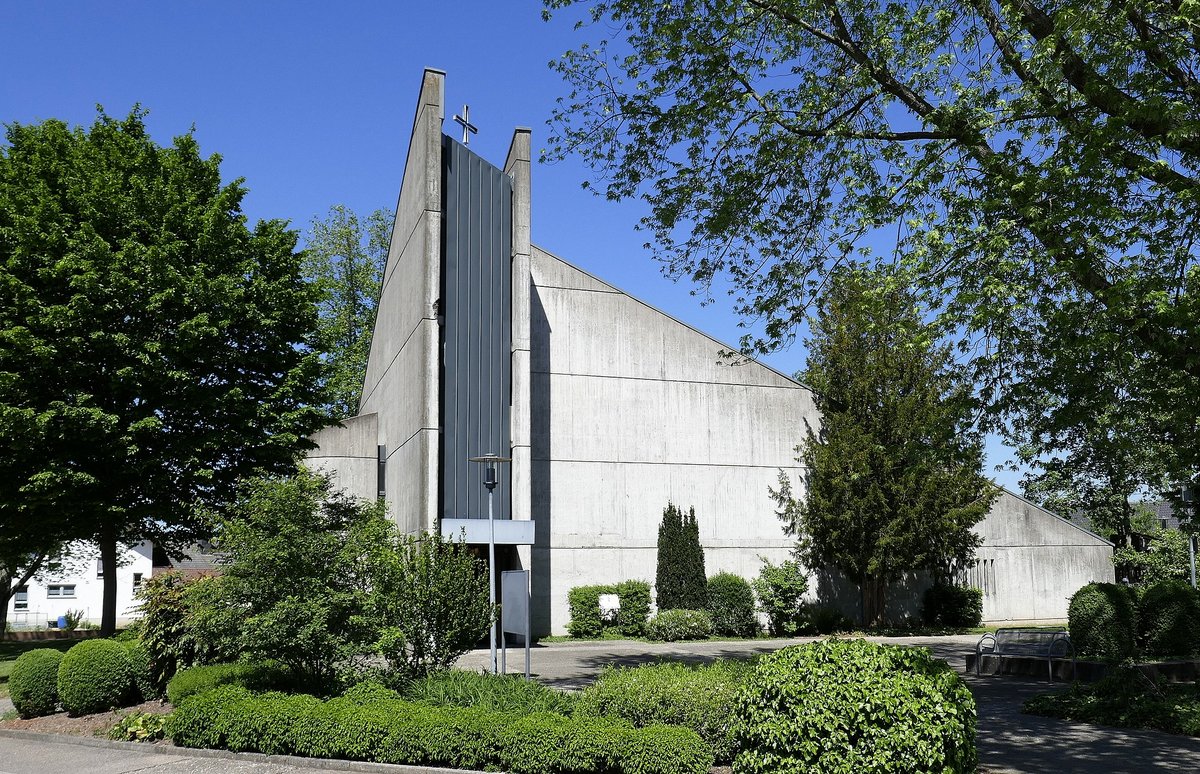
[[655, 502, 708, 610], [544, 0, 1200, 487], [303, 205, 391, 420], [772, 266, 996, 626], [0, 109, 328, 635]]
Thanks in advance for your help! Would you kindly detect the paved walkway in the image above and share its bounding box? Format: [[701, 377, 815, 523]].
[[3, 635, 1200, 772]]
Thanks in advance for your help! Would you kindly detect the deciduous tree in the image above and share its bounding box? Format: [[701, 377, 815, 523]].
[[0, 109, 328, 634]]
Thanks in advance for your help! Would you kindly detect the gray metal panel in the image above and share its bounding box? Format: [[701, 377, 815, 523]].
[[441, 136, 513, 522], [441, 518, 535, 545]]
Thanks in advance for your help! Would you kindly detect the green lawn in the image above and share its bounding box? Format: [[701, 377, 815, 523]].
[[0, 639, 82, 699]]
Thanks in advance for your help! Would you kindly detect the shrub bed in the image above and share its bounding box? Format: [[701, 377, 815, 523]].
[[706, 573, 758, 637], [1139, 580, 1200, 659], [921, 584, 983, 628], [1068, 582, 1138, 661], [9, 648, 64, 718], [166, 661, 292, 704], [1024, 667, 1200, 736], [568, 584, 616, 638], [646, 609, 712, 641], [576, 660, 754, 763], [167, 685, 712, 773], [733, 639, 977, 773], [57, 639, 135, 716], [401, 669, 576, 715], [614, 580, 652, 637]]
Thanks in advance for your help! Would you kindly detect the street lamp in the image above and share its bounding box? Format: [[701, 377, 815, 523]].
[[469, 452, 510, 674]]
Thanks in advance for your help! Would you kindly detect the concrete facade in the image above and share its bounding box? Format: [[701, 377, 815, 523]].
[[971, 490, 1115, 622], [307, 70, 1117, 636]]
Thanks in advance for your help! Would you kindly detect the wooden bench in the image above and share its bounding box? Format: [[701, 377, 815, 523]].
[[975, 628, 1075, 681]]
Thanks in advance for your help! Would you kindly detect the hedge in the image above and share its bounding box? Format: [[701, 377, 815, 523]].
[[1068, 582, 1138, 661], [646, 609, 712, 641], [1139, 580, 1200, 659], [615, 580, 652, 637], [706, 573, 758, 637], [576, 660, 754, 764], [733, 639, 977, 773], [167, 685, 712, 773], [57, 639, 135, 716], [568, 584, 616, 638], [9, 649, 64, 718], [166, 661, 292, 704], [402, 669, 576, 715], [921, 584, 983, 629]]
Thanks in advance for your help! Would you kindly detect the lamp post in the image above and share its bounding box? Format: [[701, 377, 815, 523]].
[[469, 453, 510, 674]]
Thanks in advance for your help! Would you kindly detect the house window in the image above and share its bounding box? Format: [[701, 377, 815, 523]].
[[96, 558, 104, 578], [47, 584, 76, 598], [132, 573, 143, 591], [14, 585, 28, 611]]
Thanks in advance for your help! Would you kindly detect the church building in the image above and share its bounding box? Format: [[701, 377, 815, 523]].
[[306, 70, 1114, 636]]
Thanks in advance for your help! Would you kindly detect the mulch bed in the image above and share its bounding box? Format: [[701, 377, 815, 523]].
[[0, 700, 171, 738]]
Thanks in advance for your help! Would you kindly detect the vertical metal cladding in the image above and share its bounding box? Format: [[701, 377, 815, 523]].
[[440, 135, 513, 521]]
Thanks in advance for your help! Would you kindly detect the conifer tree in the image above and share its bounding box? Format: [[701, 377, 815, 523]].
[[655, 502, 707, 610], [772, 266, 995, 626]]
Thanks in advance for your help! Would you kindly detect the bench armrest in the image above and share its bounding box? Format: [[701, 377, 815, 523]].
[[976, 632, 997, 656]]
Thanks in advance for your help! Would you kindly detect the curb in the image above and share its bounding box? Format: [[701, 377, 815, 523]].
[[0, 728, 481, 774]]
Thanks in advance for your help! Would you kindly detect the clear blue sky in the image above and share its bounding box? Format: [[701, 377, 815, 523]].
[[1, 1, 1023, 489]]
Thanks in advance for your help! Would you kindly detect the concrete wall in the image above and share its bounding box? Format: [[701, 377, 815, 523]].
[[6, 542, 153, 628], [972, 490, 1115, 621], [527, 246, 817, 634], [306, 413, 378, 498]]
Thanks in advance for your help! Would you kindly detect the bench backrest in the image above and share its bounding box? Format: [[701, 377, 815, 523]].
[[994, 628, 1072, 655]]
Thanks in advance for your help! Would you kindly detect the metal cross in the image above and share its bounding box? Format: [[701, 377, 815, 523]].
[[453, 105, 478, 145]]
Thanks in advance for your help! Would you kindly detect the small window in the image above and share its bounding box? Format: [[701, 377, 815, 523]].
[[47, 584, 76, 598], [132, 573, 143, 591], [96, 558, 105, 578], [14, 585, 28, 611]]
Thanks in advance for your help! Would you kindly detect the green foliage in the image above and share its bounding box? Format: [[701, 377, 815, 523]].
[[56, 639, 134, 716], [773, 267, 995, 625], [303, 205, 392, 420], [1115, 529, 1196, 586], [123, 641, 156, 701], [1068, 582, 1138, 661], [568, 584, 616, 639], [166, 661, 292, 705], [655, 503, 707, 611], [804, 605, 855, 635], [615, 580, 652, 637], [733, 639, 977, 773], [0, 109, 328, 633], [646, 609, 712, 642], [751, 559, 809, 636], [216, 471, 391, 692], [1025, 667, 1200, 736], [60, 609, 85, 631], [9, 648, 63, 718], [922, 584, 984, 629], [706, 573, 758, 637], [402, 669, 576, 715], [371, 530, 494, 677], [167, 684, 712, 773], [108, 711, 170, 742], [543, 1, 1200, 511], [576, 660, 754, 764], [135, 572, 237, 692], [1139, 580, 1200, 659]]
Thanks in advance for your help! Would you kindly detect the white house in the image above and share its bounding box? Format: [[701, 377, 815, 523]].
[[6, 541, 154, 629]]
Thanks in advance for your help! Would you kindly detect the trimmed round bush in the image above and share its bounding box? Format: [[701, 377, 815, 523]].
[[733, 639, 977, 773], [124, 641, 156, 701], [921, 584, 983, 628], [9, 649, 64, 718], [1068, 582, 1137, 661], [1139, 580, 1200, 659], [646, 609, 712, 641], [57, 638, 135, 716], [706, 573, 758, 637]]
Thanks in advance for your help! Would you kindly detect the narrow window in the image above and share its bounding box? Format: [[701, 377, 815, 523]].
[[14, 585, 28, 610], [96, 558, 104, 578], [132, 572, 143, 591], [377, 444, 387, 500]]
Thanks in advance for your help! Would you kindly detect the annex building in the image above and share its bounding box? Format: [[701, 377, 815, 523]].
[[306, 70, 1114, 636]]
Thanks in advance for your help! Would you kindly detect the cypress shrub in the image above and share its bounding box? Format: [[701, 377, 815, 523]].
[[1139, 580, 1200, 658], [733, 639, 977, 773], [921, 583, 983, 628], [57, 639, 135, 716], [568, 584, 616, 638], [706, 572, 758, 637], [655, 502, 707, 611], [1068, 582, 1137, 661], [9, 648, 64, 718], [615, 580, 652, 636]]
